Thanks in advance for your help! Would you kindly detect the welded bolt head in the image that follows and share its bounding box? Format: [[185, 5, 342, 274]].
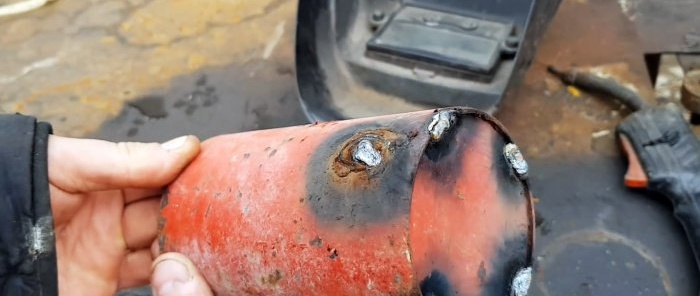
[[353, 139, 382, 167], [504, 143, 528, 179], [427, 110, 456, 142], [511, 267, 532, 296]]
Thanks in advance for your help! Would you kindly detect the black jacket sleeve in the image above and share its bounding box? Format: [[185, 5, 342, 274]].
[[0, 114, 58, 296]]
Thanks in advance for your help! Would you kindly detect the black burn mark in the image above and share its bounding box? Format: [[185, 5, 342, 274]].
[[304, 119, 425, 225], [491, 134, 528, 203], [478, 261, 487, 284], [160, 188, 169, 208], [158, 188, 170, 253], [482, 235, 531, 296], [489, 124, 535, 275], [327, 247, 338, 259], [309, 236, 322, 247], [420, 270, 454, 296], [421, 116, 480, 197]]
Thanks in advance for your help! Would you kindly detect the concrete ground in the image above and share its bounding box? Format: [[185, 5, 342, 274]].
[[0, 0, 306, 141]]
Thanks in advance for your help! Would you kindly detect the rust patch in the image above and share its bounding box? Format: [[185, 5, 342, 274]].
[[261, 269, 283, 285], [331, 129, 408, 183]]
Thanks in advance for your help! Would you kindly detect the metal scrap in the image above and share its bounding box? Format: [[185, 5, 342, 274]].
[[427, 110, 456, 142], [352, 139, 382, 167], [511, 267, 533, 296], [504, 143, 529, 180]]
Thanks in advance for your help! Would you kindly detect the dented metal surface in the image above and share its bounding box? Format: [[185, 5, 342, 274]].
[[159, 107, 534, 295]]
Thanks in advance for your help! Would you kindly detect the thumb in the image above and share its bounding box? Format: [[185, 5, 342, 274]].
[[151, 252, 214, 296], [48, 135, 201, 192]]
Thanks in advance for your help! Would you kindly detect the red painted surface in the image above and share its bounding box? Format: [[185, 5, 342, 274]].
[[160, 109, 533, 295], [410, 120, 532, 294]]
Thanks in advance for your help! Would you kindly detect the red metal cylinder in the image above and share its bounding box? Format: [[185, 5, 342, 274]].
[[160, 107, 534, 295]]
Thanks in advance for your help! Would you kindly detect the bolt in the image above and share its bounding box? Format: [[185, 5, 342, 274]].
[[511, 267, 532, 296], [427, 110, 457, 142], [353, 139, 382, 167], [371, 10, 385, 22], [505, 36, 520, 48], [504, 143, 528, 179], [369, 10, 388, 31]]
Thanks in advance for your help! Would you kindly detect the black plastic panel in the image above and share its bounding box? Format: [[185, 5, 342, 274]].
[[367, 6, 514, 75]]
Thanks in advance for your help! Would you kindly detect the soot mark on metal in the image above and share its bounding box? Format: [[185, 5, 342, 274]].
[[478, 261, 487, 284], [482, 235, 532, 296], [493, 137, 531, 204], [309, 236, 323, 247], [304, 119, 425, 225], [419, 270, 454, 296], [422, 115, 479, 196]]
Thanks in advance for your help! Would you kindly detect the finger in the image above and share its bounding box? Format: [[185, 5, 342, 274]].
[[151, 239, 161, 258], [123, 198, 160, 250], [152, 252, 214, 296], [124, 188, 164, 204], [48, 135, 201, 193], [48, 188, 83, 225], [118, 249, 154, 289]]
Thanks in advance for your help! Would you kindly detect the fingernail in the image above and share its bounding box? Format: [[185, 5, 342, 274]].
[[153, 259, 190, 295], [161, 136, 188, 151]]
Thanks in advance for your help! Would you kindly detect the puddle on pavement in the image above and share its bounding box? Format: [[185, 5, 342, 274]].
[[128, 96, 169, 119], [94, 60, 307, 142]]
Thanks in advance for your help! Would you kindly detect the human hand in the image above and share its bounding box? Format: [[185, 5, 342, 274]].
[[47, 135, 208, 295], [150, 252, 214, 296]]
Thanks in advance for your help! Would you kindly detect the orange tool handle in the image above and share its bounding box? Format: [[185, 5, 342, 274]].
[[617, 105, 700, 269]]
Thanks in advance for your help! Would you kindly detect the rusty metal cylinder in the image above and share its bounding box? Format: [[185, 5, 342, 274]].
[[159, 107, 534, 295]]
